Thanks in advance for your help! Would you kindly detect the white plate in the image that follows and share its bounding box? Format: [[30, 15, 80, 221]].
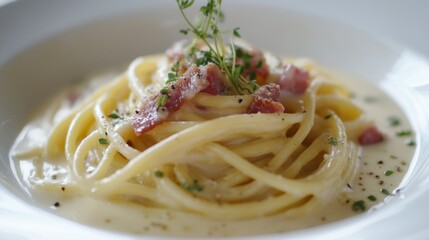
[[1, 1, 429, 239]]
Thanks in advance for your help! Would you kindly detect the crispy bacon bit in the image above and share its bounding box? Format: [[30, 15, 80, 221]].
[[277, 64, 310, 94], [132, 64, 226, 135], [247, 83, 285, 114], [358, 126, 384, 145]]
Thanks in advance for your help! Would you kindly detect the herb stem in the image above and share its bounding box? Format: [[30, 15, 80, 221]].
[[176, 0, 257, 95]]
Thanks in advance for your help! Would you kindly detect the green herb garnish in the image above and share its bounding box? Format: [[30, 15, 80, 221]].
[[367, 195, 377, 201], [388, 116, 400, 126], [154, 171, 164, 178], [182, 179, 204, 192], [166, 72, 178, 84], [406, 139, 416, 146], [160, 87, 169, 95], [351, 200, 366, 212], [233, 27, 241, 38], [381, 188, 390, 195], [108, 113, 121, 119], [98, 138, 109, 145], [396, 130, 412, 137], [384, 170, 393, 176], [328, 136, 338, 146], [176, 0, 258, 94], [157, 95, 169, 108]]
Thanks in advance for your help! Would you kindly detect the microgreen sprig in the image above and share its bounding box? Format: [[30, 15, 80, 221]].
[[176, 0, 258, 94]]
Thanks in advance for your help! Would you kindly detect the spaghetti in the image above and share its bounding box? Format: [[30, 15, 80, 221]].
[[12, 51, 373, 220]]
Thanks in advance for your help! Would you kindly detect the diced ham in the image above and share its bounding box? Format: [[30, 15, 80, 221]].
[[132, 96, 162, 135], [277, 64, 310, 94], [358, 126, 384, 145], [201, 64, 228, 95], [132, 63, 227, 135], [247, 83, 285, 114]]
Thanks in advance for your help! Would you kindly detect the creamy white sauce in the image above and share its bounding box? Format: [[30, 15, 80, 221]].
[[10, 70, 415, 237]]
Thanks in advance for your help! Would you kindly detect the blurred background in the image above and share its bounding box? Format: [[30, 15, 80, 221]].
[[1, 0, 428, 60], [270, 0, 429, 57]]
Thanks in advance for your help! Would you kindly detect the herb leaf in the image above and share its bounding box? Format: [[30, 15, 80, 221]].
[[388, 116, 400, 126], [233, 27, 241, 38], [367, 195, 377, 201], [98, 138, 109, 145], [166, 72, 178, 84], [178, 0, 195, 9], [179, 29, 189, 35], [328, 136, 338, 146], [154, 171, 164, 178], [157, 95, 169, 107], [396, 130, 412, 137], [108, 113, 121, 119], [182, 180, 204, 192], [381, 188, 390, 195], [351, 200, 366, 212]]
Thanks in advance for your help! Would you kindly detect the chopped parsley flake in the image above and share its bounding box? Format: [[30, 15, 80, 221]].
[[182, 180, 204, 192], [154, 171, 164, 178], [328, 136, 338, 146], [381, 188, 390, 195], [384, 170, 393, 176], [351, 200, 366, 212], [367, 195, 377, 201], [108, 113, 121, 119], [406, 139, 416, 146], [98, 138, 109, 145], [388, 116, 400, 126], [396, 130, 412, 137]]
